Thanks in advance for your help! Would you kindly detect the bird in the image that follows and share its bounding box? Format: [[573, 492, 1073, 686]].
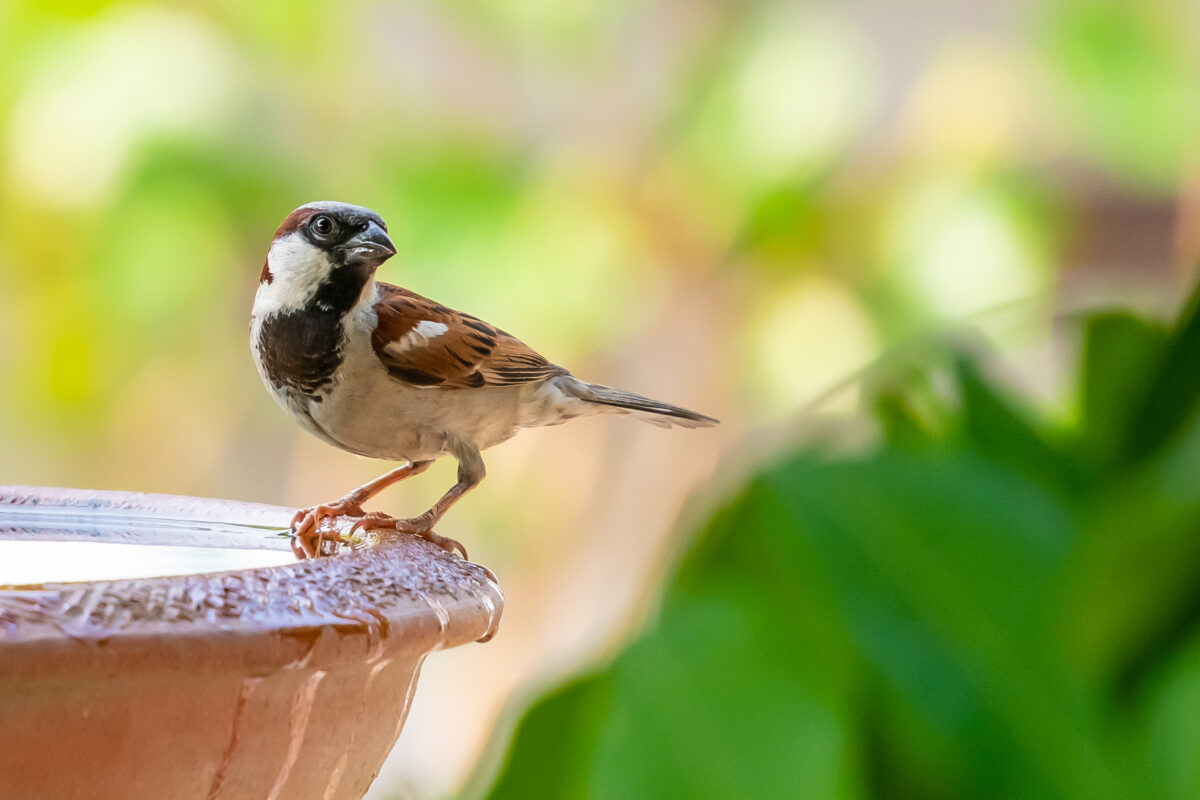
[[250, 201, 718, 560]]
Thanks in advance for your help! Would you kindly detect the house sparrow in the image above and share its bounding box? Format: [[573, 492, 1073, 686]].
[[251, 201, 717, 560]]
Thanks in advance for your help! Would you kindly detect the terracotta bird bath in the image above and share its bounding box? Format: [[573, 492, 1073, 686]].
[[0, 486, 503, 800]]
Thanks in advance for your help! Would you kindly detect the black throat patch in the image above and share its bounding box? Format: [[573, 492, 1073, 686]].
[[256, 309, 346, 398], [256, 262, 374, 397]]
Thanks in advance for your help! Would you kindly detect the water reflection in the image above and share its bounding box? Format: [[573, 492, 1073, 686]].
[[0, 541, 294, 585], [0, 485, 295, 586]]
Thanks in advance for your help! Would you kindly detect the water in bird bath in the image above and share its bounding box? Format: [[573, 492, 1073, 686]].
[[0, 485, 296, 585], [0, 541, 295, 585]]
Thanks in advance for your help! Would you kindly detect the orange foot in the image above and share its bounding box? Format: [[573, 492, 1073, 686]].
[[290, 498, 367, 560], [347, 513, 469, 560]]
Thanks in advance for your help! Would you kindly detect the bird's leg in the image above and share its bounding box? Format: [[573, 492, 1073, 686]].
[[291, 460, 433, 559], [348, 446, 484, 559]]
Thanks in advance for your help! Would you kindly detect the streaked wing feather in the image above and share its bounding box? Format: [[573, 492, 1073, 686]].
[[370, 283, 564, 389]]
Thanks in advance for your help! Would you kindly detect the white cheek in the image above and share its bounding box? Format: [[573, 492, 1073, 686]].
[[252, 236, 332, 315]]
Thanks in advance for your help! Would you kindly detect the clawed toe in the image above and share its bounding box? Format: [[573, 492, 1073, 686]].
[[290, 529, 320, 560], [290, 500, 469, 561], [344, 512, 398, 546], [392, 516, 468, 559], [343, 513, 468, 559], [289, 499, 368, 560], [417, 528, 469, 560], [290, 521, 340, 560]]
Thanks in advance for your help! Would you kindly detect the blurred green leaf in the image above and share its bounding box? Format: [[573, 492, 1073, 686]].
[[1123, 284, 1200, 462], [1137, 630, 1200, 800], [955, 357, 1076, 494], [1076, 311, 1167, 472], [1061, 411, 1200, 696], [487, 673, 616, 800], [482, 291, 1200, 799]]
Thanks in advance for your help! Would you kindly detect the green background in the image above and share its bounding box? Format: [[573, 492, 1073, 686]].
[[1, 1, 1198, 797]]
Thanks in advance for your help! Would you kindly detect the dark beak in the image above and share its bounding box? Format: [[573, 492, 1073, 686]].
[[341, 220, 396, 265]]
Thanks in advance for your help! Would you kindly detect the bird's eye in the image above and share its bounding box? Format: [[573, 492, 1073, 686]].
[[310, 215, 336, 238]]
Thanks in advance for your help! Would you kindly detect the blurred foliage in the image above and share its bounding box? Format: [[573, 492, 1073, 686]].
[[2, 1, 1200, 796], [1041, 0, 1200, 189], [2, 0, 1198, 454], [482, 284, 1200, 800]]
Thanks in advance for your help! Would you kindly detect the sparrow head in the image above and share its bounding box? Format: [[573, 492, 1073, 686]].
[[256, 201, 396, 315]]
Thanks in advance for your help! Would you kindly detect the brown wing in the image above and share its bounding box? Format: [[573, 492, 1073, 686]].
[[370, 283, 565, 389]]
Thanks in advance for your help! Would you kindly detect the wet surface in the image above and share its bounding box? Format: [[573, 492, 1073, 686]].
[[0, 485, 503, 642], [0, 485, 295, 548], [0, 540, 295, 585], [0, 486, 503, 800], [0, 485, 296, 584]]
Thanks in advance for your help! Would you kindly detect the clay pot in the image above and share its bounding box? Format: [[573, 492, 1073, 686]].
[[0, 486, 502, 800]]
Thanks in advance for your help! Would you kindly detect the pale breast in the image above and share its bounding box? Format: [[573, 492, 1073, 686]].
[[253, 298, 537, 462], [307, 310, 528, 460]]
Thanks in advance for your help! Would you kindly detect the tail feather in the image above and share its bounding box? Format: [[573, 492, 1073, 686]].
[[564, 379, 719, 429]]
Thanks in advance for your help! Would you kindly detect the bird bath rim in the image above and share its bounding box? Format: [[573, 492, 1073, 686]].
[[0, 484, 504, 647], [0, 485, 503, 799]]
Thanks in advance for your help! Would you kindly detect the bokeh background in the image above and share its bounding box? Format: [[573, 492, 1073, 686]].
[[2, 0, 1200, 798]]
